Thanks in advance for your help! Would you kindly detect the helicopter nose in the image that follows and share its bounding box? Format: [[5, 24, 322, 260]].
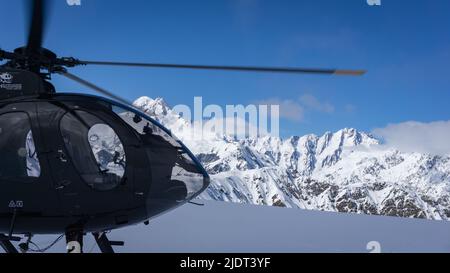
[[144, 134, 209, 204], [144, 152, 209, 218], [147, 156, 209, 202]]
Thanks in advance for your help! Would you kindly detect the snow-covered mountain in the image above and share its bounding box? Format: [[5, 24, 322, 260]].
[[134, 96, 450, 221]]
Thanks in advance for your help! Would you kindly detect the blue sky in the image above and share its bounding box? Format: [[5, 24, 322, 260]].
[[2, 0, 450, 138]]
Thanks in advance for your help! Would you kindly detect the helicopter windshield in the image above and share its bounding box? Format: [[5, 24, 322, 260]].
[[111, 105, 208, 201]]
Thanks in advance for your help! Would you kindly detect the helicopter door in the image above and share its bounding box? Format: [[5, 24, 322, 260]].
[[36, 102, 134, 216], [0, 102, 60, 218]]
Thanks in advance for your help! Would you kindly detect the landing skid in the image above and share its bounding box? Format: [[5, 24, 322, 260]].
[[0, 232, 124, 253], [65, 229, 125, 253], [0, 234, 21, 253], [92, 232, 125, 253]]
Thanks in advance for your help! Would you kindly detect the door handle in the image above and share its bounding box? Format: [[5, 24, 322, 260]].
[[56, 180, 72, 190]]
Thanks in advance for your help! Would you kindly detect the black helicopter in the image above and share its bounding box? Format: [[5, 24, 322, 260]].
[[0, 0, 365, 253]]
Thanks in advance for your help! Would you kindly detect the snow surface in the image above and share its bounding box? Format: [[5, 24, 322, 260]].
[[18, 201, 450, 253]]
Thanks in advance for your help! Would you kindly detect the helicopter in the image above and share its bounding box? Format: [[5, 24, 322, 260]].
[[0, 0, 365, 253]]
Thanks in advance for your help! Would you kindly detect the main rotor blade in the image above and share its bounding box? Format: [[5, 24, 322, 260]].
[[27, 0, 47, 53], [79, 60, 366, 76], [57, 71, 134, 107]]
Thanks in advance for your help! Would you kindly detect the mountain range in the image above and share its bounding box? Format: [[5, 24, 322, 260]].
[[134, 96, 450, 221]]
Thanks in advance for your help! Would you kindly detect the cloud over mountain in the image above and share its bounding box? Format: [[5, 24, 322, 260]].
[[373, 120, 450, 156]]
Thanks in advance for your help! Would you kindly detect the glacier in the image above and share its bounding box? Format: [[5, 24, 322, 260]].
[[134, 96, 450, 221]]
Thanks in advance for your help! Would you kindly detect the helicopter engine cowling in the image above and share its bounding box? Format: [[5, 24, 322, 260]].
[[0, 68, 46, 100]]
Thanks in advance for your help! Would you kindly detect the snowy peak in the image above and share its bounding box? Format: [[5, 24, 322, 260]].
[[134, 97, 170, 117], [317, 128, 378, 154], [134, 97, 191, 135]]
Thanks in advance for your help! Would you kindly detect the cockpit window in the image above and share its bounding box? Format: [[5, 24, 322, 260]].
[[112, 105, 207, 200], [60, 110, 126, 191], [0, 112, 41, 179]]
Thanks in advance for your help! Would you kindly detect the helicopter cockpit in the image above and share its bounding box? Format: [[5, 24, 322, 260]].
[[52, 94, 210, 207], [50, 96, 209, 202]]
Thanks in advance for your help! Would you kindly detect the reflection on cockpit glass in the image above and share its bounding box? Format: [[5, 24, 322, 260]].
[[26, 130, 41, 178], [112, 105, 205, 199], [88, 124, 126, 178]]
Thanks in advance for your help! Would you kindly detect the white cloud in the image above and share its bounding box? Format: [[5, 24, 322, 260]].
[[300, 94, 335, 113], [174, 117, 271, 143], [256, 98, 305, 122], [373, 120, 450, 156], [256, 94, 335, 122], [204, 117, 267, 138]]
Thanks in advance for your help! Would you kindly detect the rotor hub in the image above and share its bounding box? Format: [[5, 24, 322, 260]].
[[12, 47, 55, 73], [1, 46, 83, 79]]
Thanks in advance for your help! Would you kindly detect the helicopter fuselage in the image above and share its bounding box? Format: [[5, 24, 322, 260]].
[[0, 93, 209, 235]]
